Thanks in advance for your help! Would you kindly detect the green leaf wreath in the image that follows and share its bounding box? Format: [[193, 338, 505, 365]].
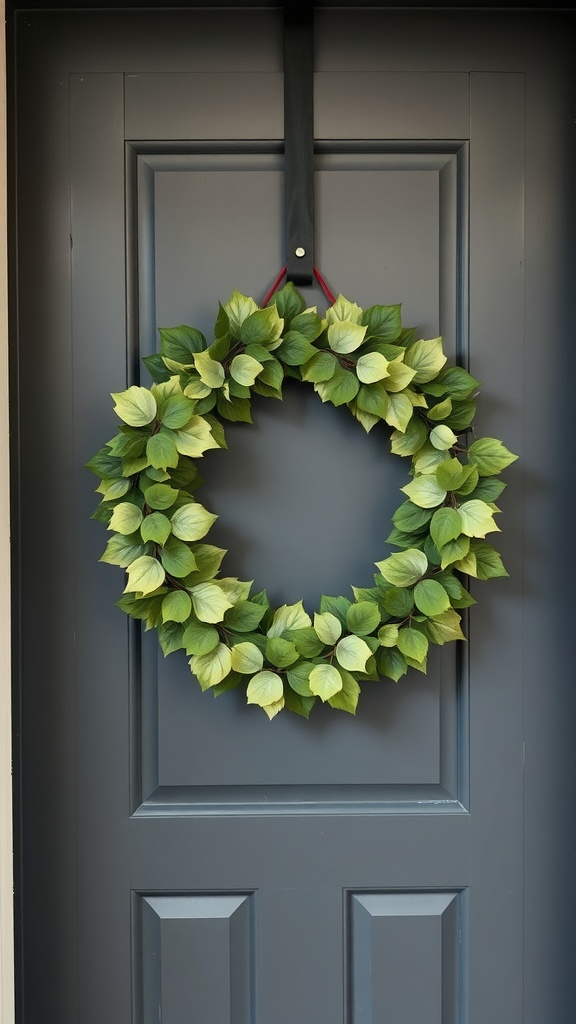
[[87, 283, 517, 719]]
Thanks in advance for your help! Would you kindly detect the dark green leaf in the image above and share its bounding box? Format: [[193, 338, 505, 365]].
[[223, 600, 266, 632], [158, 325, 206, 362], [382, 587, 414, 618]]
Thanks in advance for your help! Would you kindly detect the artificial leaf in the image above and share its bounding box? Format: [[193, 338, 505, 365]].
[[190, 582, 234, 623], [223, 601, 266, 632], [403, 337, 447, 383], [376, 548, 428, 587], [246, 670, 284, 707], [170, 502, 217, 541], [315, 366, 360, 407], [100, 532, 147, 568], [430, 507, 462, 548], [440, 534, 470, 569], [385, 392, 413, 432], [146, 432, 179, 470], [124, 555, 165, 595], [327, 668, 360, 714], [468, 437, 519, 476], [193, 350, 225, 388], [223, 289, 259, 336], [309, 664, 343, 701], [356, 352, 389, 383], [382, 586, 414, 617], [401, 476, 447, 509], [326, 294, 363, 325], [346, 601, 381, 636], [390, 417, 427, 456], [161, 590, 192, 623], [301, 350, 338, 383], [413, 579, 450, 616], [141, 512, 171, 545], [425, 608, 466, 644], [313, 611, 342, 645], [230, 354, 264, 386], [174, 416, 220, 457], [108, 502, 143, 536], [182, 619, 219, 656], [144, 483, 179, 510], [378, 624, 399, 647], [287, 661, 314, 696], [378, 647, 408, 681], [335, 635, 371, 672], [160, 536, 197, 578], [240, 305, 284, 347], [112, 386, 157, 427], [189, 643, 232, 691], [470, 541, 509, 579], [265, 637, 299, 669], [230, 642, 264, 674], [430, 424, 458, 450], [458, 500, 500, 538], [327, 320, 367, 354], [397, 627, 429, 662], [267, 600, 312, 637]]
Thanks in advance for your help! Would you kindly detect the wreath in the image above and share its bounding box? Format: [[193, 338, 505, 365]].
[[87, 283, 517, 719]]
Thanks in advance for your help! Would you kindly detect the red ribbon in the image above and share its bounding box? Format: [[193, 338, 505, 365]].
[[261, 265, 337, 308]]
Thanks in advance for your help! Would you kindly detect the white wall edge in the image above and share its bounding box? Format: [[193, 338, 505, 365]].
[[0, 2, 15, 1022]]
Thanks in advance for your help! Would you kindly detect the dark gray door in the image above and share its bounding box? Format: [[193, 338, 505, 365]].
[[14, 8, 576, 1024]]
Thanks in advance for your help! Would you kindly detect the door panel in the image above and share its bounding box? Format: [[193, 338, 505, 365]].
[[14, 8, 576, 1024]]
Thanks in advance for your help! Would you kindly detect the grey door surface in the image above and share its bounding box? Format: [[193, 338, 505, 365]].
[[14, 7, 576, 1024]]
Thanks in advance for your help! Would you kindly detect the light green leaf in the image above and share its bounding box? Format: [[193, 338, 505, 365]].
[[430, 507, 462, 548], [454, 549, 478, 576], [170, 502, 217, 541], [468, 437, 519, 476], [313, 611, 342, 645], [376, 548, 428, 587], [141, 512, 171, 545], [413, 579, 450, 616], [262, 697, 286, 720], [124, 555, 165, 595], [327, 669, 360, 714], [240, 305, 284, 347], [427, 397, 453, 421], [223, 601, 266, 632], [385, 392, 413, 432], [315, 366, 360, 407], [309, 664, 343, 701], [470, 541, 509, 579], [174, 416, 220, 457], [326, 294, 363, 325], [230, 354, 264, 386], [246, 670, 284, 708], [267, 600, 312, 638], [191, 582, 234, 623], [146, 432, 179, 470], [403, 337, 447, 383], [96, 477, 131, 500], [378, 624, 399, 647], [265, 637, 299, 669], [335, 634, 372, 672], [100, 532, 146, 568], [193, 350, 225, 388], [182, 619, 219, 656], [436, 458, 468, 491], [223, 289, 259, 336], [161, 590, 192, 623], [458, 499, 500, 538], [111, 386, 157, 427], [184, 378, 212, 400], [382, 586, 414, 617], [287, 661, 314, 696], [230, 642, 264, 674], [143, 483, 179, 510], [327, 320, 367, 354], [430, 424, 458, 450], [356, 352, 389, 383], [160, 536, 197, 578], [301, 350, 338, 383], [425, 608, 466, 644], [390, 417, 428, 456], [397, 627, 429, 662], [383, 357, 417, 392], [440, 535, 470, 569], [159, 394, 197, 429], [190, 643, 232, 691], [413, 443, 450, 475], [401, 476, 447, 509], [346, 601, 381, 636], [108, 502, 143, 536]]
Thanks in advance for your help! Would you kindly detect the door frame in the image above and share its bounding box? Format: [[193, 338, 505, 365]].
[[3, 4, 576, 1024]]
